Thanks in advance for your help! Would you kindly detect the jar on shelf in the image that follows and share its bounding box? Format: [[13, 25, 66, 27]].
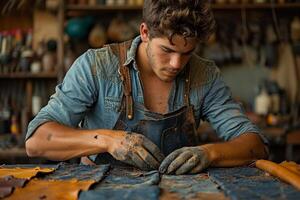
[[42, 39, 57, 72], [255, 84, 271, 116], [30, 61, 42, 73], [19, 49, 34, 72]]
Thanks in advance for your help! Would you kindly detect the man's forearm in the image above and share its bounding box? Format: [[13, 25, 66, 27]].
[[25, 121, 117, 161], [201, 132, 268, 167]]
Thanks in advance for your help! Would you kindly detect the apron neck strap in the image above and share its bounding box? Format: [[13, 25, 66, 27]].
[[111, 40, 134, 120], [118, 41, 133, 120], [183, 63, 191, 106]]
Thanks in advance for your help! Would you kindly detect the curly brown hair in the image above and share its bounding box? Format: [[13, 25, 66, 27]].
[[143, 0, 215, 43]]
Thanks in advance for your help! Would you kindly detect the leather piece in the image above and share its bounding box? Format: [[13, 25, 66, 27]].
[[6, 178, 94, 200], [209, 167, 300, 200], [42, 163, 110, 181], [79, 166, 160, 200], [79, 186, 159, 200], [0, 167, 55, 179], [2, 164, 109, 199], [97, 166, 160, 187], [280, 161, 300, 176], [256, 160, 300, 190], [160, 173, 222, 200], [0, 176, 27, 198]]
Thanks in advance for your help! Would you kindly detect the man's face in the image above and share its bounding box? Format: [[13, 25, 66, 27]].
[[144, 35, 197, 82]]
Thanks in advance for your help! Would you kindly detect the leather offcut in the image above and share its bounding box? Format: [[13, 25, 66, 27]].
[[6, 178, 94, 200], [160, 173, 222, 200], [280, 161, 300, 176], [0, 167, 55, 179], [209, 167, 300, 200], [79, 166, 160, 200]]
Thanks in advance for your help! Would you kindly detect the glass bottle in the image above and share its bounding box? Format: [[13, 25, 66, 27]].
[[255, 85, 271, 116]]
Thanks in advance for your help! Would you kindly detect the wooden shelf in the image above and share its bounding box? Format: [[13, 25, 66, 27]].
[[66, 4, 143, 16], [211, 3, 300, 10], [66, 3, 300, 11], [0, 72, 58, 79], [67, 4, 143, 11]]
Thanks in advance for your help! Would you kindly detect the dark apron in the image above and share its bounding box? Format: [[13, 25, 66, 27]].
[[92, 41, 198, 165]]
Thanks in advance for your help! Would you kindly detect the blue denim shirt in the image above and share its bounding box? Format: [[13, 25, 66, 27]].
[[26, 36, 265, 143]]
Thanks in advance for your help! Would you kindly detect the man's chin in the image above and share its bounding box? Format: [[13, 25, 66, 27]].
[[159, 75, 176, 82]]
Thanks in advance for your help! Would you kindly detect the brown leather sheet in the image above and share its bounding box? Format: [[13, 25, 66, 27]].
[[256, 160, 300, 190], [0, 167, 55, 179], [280, 161, 300, 176], [6, 178, 95, 200]]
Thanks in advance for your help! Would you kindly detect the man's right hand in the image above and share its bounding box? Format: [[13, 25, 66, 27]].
[[107, 131, 165, 170]]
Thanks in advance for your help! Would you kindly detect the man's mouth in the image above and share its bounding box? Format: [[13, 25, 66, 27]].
[[164, 69, 179, 75]]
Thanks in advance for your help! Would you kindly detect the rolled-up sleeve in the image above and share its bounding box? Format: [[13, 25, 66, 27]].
[[202, 72, 268, 144], [26, 50, 99, 140]]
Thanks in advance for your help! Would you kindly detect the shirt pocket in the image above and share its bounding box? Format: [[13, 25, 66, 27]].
[[104, 96, 122, 112]]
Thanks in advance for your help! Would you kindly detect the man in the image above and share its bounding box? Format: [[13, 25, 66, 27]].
[[25, 0, 268, 175]]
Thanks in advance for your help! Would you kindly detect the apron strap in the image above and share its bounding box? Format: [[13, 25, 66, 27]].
[[184, 63, 191, 105], [117, 41, 134, 120], [104, 40, 133, 120], [183, 63, 199, 144]]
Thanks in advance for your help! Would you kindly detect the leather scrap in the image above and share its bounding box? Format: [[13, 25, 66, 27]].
[[79, 186, 159, 200], [280, 161, 300, 176], [97, 166, 160, 187], [0, 167, 55, 179], [6, 178, 94, 200], [160, 173, 224, 200], [0, 176, 27, 198], [79, 166, 160, 200], [2, 164, 109, 199], [209, 167, 300, 200], [42, 163, 110, 181], [256, 159, 300, 190]]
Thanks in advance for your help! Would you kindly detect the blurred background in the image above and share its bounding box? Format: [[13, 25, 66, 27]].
[[0, 0, 299, 164]]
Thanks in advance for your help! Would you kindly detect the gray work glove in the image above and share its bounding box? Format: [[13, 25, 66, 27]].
[[109, 132, 165, 171], [159, 146, 210, 175]]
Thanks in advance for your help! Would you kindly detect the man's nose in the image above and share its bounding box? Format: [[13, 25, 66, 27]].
[[169, 54, 183, 69]]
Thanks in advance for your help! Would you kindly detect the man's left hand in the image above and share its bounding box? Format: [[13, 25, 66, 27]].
[[159, 146, 210, 175]]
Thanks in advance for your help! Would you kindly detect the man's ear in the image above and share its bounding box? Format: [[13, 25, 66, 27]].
[[140, 22, 150, 42]]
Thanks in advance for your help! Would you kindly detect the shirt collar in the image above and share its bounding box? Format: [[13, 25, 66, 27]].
[[124, 35, 141, 70], [124, 35, 189, 79]]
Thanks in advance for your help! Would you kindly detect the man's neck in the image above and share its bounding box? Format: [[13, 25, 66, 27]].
[[136, 42, 153, 77], [136, 42, 172, 114]]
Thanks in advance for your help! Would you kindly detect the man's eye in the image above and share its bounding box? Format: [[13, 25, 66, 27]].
[[162, 48, 172, 53]]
